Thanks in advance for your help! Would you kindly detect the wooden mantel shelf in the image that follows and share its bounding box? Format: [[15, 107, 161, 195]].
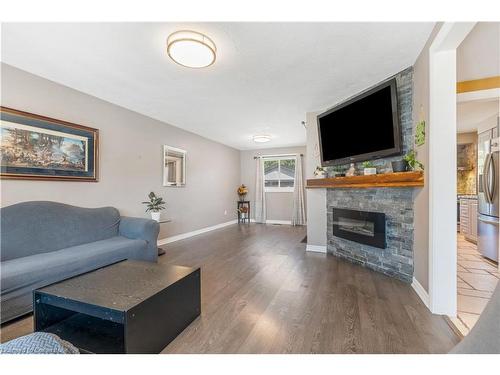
[[306, 171, 424, 189]]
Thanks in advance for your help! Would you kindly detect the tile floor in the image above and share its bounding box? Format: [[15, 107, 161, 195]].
[[457, 234, 499, 334]]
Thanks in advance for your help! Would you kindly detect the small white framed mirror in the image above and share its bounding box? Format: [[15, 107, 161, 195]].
[[163, 145, 186, 187]]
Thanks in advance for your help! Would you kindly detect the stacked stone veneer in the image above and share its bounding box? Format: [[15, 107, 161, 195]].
[[326, 67, 415, 283], [327, 188, 414, 282]]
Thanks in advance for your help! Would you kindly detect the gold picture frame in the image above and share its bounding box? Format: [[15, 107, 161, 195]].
[[0, 107, 99, 182]]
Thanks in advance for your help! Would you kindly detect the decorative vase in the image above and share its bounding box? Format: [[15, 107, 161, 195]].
[[151, 211, 161, 222], [315, 171, 326, 178], [239, 194, 247, 202], [346, 163, 356, 177], [391, 160, 407, 173]]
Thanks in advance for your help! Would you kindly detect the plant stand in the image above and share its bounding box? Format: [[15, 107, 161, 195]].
[[157, 219, 172, 256], [237, 201, 250, 224]]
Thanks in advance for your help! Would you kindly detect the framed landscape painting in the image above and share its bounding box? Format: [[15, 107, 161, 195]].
[[0, 107, 99, 181]]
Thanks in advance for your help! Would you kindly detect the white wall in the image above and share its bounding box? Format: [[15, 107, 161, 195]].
[[1, 64, 241, 240], [412, 24, 443, 292], [305, 111, 326, 250]]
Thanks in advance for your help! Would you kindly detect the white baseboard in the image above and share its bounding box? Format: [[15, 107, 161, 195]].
[[250, 219, 293, 225], [266, 220, 292, 225], [411, 277, 430, 309], [306, 244, 327, 253], [157, 219, 237, 245]]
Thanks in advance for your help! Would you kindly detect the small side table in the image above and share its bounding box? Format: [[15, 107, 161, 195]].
[[157, 219, 172, 256], [237, 201, 250, 224]]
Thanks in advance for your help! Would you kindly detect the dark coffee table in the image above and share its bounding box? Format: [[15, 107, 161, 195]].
[[33, 260, 201, 353]]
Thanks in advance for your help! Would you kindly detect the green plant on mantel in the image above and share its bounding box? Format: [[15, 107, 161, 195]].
[[404, 150, 424, 171], [361, 161, 375, 169]]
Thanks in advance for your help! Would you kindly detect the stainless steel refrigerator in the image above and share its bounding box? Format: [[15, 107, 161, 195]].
[[477, 124, 499, 262]]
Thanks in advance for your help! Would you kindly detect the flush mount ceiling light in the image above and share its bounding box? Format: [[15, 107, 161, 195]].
[[167, 30, 216, 68], [253, 135, 272, 143]]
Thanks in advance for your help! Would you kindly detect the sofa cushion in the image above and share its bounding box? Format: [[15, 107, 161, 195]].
[[1, 201, 121, 261], [1, 236, 146, 294]]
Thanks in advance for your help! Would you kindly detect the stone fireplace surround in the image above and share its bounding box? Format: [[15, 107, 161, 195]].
[[324, 67, 415, 283], [327, 188, 414, 282]]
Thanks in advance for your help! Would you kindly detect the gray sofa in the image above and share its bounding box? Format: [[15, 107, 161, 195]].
[[0, 201, 160, 324]]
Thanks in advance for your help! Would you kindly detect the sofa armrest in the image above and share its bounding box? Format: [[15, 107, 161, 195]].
[[119, 216, 160, 262]]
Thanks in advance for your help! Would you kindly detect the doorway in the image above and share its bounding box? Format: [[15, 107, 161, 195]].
[[429, 22, 500, 326]]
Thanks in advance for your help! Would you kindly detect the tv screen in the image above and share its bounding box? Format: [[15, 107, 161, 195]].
[[317, 79, 401, 166]]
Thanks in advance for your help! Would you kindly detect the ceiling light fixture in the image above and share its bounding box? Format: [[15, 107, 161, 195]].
[[167, 30, 216, 68], [253, 135, 272, 143]]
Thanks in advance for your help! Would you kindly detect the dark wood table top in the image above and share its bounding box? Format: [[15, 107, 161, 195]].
[[36, 260, 198, 312]]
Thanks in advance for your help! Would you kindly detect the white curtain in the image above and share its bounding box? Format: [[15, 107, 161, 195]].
[[254, 157, 266, 223], [292, 154, 306, 226]]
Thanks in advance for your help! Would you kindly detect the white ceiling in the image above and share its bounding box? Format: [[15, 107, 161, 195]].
[[457, 22, 500, 81], [457, 99, 499, 133], [1, 23, 434, 150]]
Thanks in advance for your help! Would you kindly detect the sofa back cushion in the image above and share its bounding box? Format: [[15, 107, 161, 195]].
[[1, 201, 120, 261]]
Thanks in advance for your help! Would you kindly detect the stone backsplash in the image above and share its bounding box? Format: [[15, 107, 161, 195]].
[[457, 143, 476, 195]]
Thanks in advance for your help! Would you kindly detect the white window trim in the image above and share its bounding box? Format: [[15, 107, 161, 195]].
[[265, 187, 295, 193], [263, 155, 297, 193]]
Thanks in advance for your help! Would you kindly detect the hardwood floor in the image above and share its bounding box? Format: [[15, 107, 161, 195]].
[[0, 224, 460, 353]]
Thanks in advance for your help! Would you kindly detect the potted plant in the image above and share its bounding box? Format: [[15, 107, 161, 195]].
[[403, 150, 424, 171], [237, 184, 248, 201], [314, 166, 326, 178], [361, 161, 377, 175], [142, 192, 166, 222]]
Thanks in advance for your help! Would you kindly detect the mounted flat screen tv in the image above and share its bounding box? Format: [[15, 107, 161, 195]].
[[317, 78, 401, 166]]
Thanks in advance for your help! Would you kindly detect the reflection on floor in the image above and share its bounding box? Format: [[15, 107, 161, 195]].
[[456, 234, 499, 334]]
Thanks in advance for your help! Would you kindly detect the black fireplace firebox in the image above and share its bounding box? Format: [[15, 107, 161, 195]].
[[332, 208, 386, 249]]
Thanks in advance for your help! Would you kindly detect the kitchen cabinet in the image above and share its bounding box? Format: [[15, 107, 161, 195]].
[[460, 198, 478, 243], [460, 199, 469, 235], [468, 200, 478, 242]]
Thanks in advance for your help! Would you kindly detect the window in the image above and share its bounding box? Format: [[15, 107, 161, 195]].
[[264, 157, 296, 192]]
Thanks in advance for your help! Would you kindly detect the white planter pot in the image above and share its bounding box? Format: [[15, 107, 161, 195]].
[[363, 168, 377, 175], [151, 212, 161, 222], [314, 172, 326, 179]]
